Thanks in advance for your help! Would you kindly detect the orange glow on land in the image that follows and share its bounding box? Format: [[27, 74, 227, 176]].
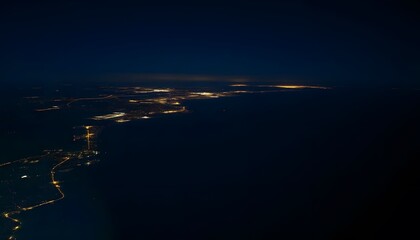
[[92, 112, 126, 120], [35, 106, 60, 112], [85, 126, 92, 150], [162, 107, 187, 114], [152, 88, 172, 92], [230, 84, 248, 87], [274, 85, 330, 89], [115, 119, 130, 123]]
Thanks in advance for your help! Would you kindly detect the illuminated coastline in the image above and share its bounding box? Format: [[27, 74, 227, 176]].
[[0, 83, 330, 239], [1, 126, 100, 240]]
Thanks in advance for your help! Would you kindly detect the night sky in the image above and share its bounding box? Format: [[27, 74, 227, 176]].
[[0, 1, 419, 86], [1, 2, 420, 240]]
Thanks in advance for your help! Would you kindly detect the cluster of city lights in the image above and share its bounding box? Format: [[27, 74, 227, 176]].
[[1, 83, 330, 239]]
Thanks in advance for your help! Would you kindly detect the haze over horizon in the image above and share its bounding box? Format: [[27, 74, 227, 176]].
[[0, 2, 419, 239], [1, 1, 419, 87]]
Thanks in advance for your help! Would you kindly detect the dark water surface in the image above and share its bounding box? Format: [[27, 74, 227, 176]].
[[1, 84, 419, 239]]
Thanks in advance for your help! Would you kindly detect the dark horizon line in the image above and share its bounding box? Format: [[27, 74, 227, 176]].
[[1, 72, 418, 90]]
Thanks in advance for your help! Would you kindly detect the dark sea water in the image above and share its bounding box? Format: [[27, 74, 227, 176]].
[[1, 83, 419, 240]]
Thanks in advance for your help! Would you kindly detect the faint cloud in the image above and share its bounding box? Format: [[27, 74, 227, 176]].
[[115, 73, 254, 82]]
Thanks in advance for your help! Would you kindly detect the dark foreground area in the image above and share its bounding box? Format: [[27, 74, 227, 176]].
[[1, 85, 419, 240]]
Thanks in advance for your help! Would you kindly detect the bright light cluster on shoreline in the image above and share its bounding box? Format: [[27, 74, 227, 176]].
[[1, 82, 331, 239]]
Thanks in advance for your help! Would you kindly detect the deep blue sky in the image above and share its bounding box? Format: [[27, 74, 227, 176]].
[[0, 1, 419, 87]]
